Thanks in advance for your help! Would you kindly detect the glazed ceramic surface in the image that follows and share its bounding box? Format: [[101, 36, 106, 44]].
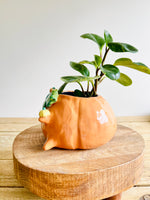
[[39, 94, 117, 150]]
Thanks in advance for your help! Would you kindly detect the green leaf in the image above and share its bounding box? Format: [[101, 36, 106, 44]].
[[101, 64, 120, 80], [108, 42, 138, 53], [80, 33, 105, 49], [134, 62, 147, 66], [94, 55, 102, 67], [70, 62, 90, 77], [79, 60, 96, 67], [104, 30, 113, 45], [116, 73, 132, 86], [114, 58, 150, 74], [61, 75, 99, 83], [58, 82, 67, 94]]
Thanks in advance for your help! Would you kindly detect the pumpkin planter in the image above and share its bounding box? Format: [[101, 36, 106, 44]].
[[39, 93, 116, 150], [39, 30, 150, 151]]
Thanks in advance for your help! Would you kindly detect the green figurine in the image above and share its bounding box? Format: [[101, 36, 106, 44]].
[[42, 87, 58, 110]]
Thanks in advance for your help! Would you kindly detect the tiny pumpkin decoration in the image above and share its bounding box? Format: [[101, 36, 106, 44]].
[[39, 30, 150, 150]]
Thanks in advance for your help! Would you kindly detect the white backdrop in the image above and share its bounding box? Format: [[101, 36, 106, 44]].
[[0, 0, 150, 117]]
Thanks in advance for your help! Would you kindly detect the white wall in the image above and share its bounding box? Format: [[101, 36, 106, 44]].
[[0, 0, 150, 117]]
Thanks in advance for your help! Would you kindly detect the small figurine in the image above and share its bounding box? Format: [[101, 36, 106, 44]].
[[42, 87, 58, 109], [39, 88, 58, 118]]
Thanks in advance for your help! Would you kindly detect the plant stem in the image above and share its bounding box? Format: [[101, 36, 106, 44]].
[[100, 48, 102, 58], [90, 80, 96, 96], [95, 47, 109, 92], [94, 68, 99, 93], [77, 82, 86, 96], [99, 76, 106, 83], [90, 47, 110, 96], [86, 81, 90, 96], [98, 47, 110, 82], [93, 47, 110, 95], [102, 47, 109, 66], [87, 81, 89, 92]]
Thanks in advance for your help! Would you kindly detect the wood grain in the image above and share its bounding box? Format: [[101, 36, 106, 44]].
[[0, 122, 149, 186], [1, 151, 149, 187], [0, 118, 38, 124], [0, 116, 150, 132], [13, 124, 144, 200], [123, 187, 150, 200], [0, 187, 149, 200], [0, 117, 149, 200], [0, 188, 44, 200], [0, 116, 149, 124], [117, 116, 150, 122], [0, 160, 22, 187]]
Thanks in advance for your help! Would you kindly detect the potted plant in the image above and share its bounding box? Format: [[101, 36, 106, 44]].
[[39, 30, 150, 150]]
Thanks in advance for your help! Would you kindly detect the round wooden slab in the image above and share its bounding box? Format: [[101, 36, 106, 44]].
[[13, 125, 144, 200]]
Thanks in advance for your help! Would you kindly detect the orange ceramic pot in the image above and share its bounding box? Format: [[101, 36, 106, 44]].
[[39, 93, 117, 150]]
